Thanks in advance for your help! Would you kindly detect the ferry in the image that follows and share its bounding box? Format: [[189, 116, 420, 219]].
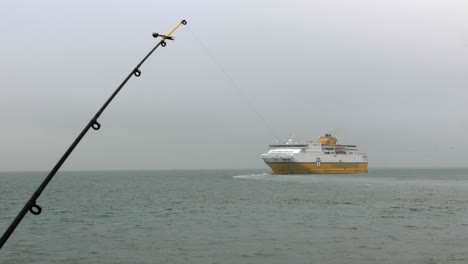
[[261, 134, 368, 174]]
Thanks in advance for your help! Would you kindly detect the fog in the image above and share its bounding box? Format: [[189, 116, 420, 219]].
[[1, 0, 467, 171]]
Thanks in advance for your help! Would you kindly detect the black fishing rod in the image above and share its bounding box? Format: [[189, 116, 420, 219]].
[[0, 19, 187, 250]]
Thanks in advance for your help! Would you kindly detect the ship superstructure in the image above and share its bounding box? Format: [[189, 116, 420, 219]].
[[261, 134, 368, 174]]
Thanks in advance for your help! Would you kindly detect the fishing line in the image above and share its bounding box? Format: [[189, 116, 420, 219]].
[[186, 25, 280, 140]]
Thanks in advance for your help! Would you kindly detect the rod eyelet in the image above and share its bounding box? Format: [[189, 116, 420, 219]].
[[181, 20, 187, 25], [161, 41, 166, 47], [91, 121, 101, 130], [29, 203, 42, 215], [134, 69, 141, 77]]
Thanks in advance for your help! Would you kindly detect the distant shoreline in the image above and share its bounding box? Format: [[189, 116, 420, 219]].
[[2, 166, 468, 174]]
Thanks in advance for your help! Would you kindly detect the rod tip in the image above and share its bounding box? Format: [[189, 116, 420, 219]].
[[181, 20, 187, 25]]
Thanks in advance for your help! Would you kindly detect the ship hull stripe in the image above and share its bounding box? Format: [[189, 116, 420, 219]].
[[265, 162, 368, 174]]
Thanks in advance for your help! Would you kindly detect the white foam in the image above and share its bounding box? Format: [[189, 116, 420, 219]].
[[233, 173, 323, 183], [233, 173, 271, 179]]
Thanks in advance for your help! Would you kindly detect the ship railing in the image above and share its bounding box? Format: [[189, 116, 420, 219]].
[[269, 144, 308, 148]]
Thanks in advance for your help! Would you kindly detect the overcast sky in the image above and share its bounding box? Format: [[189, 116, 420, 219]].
[[1, 0, 468, 171]]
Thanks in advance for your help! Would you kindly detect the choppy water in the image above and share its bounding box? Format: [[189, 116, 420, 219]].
[[1, 168, 468, 264]]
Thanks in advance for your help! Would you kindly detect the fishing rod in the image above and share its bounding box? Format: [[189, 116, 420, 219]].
[[0, 19, 187, 250]]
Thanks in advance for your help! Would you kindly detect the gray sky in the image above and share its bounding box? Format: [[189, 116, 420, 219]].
[[1, 0, 468, 171]]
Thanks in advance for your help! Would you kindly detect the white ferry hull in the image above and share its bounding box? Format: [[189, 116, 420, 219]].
[[261, 134, 368, 175]]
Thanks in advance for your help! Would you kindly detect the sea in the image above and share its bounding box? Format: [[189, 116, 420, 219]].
[[1, 168, 467, 264]]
